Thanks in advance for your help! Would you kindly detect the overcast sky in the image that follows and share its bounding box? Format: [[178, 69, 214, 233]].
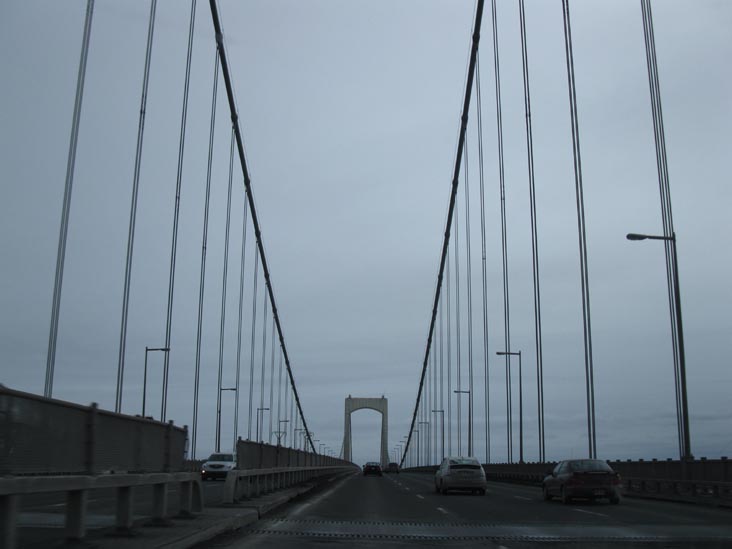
[[1, 0, 730, 466]]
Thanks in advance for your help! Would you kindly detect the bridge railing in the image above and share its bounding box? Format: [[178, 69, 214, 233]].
[[236, 438, 352, 469], [0, 384, 188, 475]]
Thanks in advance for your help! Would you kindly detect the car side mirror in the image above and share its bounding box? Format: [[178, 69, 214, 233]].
[[545, 470, 553, 477]]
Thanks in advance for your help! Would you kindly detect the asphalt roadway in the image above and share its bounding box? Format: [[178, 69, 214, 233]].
[[202, 472, 732, 549]]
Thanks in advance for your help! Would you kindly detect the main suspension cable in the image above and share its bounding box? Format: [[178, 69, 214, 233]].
[[209, 0, 317, 452], [401, 0, 486, 467]]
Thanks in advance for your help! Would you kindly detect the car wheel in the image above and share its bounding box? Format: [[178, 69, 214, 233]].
[[435, 482, 440, 493], [561, 487, 571, 505], [479, 489, 486, 496], [542, 485, 551, 501], [610, 494, 620, 505], [441, 481, 448, 495]]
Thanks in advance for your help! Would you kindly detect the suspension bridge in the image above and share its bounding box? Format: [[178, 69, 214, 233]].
[[2, 0, 731, 547]]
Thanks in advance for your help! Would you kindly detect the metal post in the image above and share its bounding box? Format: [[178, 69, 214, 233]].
[[432, 410, 445, 460], [627, 232, 692, 461], [143, 347, 169, 418], [256, 407, 269, 442], [518, 350, 524, 463], [670, 234, 691, 461], [143, 347, 149, 417]]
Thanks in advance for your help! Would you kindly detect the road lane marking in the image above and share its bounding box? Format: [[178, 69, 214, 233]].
[[573, 508, 609, 518], [513, 495, 531, 501], [416, 494, 424, 499], [436, 507, 448, 514]]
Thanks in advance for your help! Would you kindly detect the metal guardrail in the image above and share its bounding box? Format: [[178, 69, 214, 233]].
[[0, 385, 188, 475], [0, 472, 203, 549], [223, 465, 356, 503]]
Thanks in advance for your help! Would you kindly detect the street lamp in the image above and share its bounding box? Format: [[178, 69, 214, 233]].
[[216, 387, 236, 452], [432, 410, 445, 461], [627, 231, 692, 461], [319, 443, 326, 454], [419, 421, 431, 465], [454, 389, 472, 456], [256, 407, 269, 442], [497, 351, 523, 463], [275, 419, 289, 445], [142, 346, 169, 419]]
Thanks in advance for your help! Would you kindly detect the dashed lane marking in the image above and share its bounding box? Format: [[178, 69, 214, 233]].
[[436, 507, 448, 514], [417, 494, 425, 499], [513, 496, 531, 501], [573, 508, 609, 518]]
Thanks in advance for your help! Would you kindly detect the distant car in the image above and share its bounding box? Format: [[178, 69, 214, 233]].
[[201, 453, 237, 480], [435, 456, 486, 495], [363, 462, 383, 476], [385, 462, 400, 474], [542, 459, 621, 504]]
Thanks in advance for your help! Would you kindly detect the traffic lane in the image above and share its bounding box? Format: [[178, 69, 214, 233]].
[[225, 472, 505, 549], [268, 470, 451, 523], [396, 473, 732, 527]]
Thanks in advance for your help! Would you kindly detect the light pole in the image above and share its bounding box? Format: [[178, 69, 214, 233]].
[[432, 409, 445, 461], [627, 232, 692, 461], [256, 407, 269, 442], [275, 419, 289, 445], [319, 443, 326, 454], [454, 389, 472, 455], [419, 421, 431, 465], [216, 387, 236, 452], [142, 346, 169, 419], [497, 351, 523, 463]]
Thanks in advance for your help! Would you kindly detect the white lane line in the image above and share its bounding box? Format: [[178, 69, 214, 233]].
[[513, 495, 531, 501], [436, 506, 448, 514], [404, 487, 410, 491], [573, 508, 608, 518], [416, 494, 424, 499]]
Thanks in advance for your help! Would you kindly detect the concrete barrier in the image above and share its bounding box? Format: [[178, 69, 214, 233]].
[[0, 472, 203, 549], [222, 466, 356, 504]]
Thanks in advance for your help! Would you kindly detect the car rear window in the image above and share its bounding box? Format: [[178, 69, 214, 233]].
[[209, 454, 234, 461], [568, 459, 612, 472], [449, 458, 481, 470]]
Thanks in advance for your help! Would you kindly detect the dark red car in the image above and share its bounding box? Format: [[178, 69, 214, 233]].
[[363, 462, 383, 476], [542, 459, 621, 504]]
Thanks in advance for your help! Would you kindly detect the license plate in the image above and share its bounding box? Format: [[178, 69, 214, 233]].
[[593, 489, 606, 496]]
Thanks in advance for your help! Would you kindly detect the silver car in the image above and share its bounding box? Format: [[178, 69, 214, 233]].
[[201, 453, 237, 480], [435, 456, 487, 495]]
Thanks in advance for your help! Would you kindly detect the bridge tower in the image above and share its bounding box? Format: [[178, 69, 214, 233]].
[[343, 395, 389, 468]]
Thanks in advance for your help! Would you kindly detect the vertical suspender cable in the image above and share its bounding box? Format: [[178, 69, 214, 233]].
[[439, 295, 444, 460], [400, 0, 485, 467], [162, 0, 197, 422], [455, 196, 462, 454], [247, 250, 259, 439], [490, 0, 512, 463], [192, 50, 219, 458], [45, 0, 95, 398], [447, 248, 452, 456], [268, 317, 276, 443], [277, 345, 283, 441], [258, 289, 269, 441], [640, 0, 683, 458], [234, 190, 249, 447], [561, 0, 596, 459], [215, 130, 235, 453], [116, 0, 157, 413], [518, 0, 545, 462], [476, 53, 491, 464], [464, 125, 475, 457], [209, 0, 317, 451]]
